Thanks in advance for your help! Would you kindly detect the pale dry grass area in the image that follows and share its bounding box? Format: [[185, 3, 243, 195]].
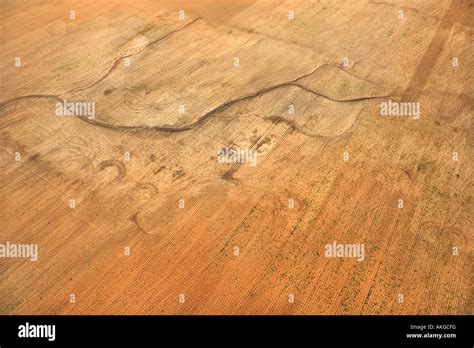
[[0, 0, 473, 314]]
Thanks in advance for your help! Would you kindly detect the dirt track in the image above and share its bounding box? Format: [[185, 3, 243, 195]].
[[1, 0, 473, 314]]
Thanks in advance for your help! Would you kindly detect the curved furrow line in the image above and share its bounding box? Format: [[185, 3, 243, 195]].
[[0, 58, 395, 138]]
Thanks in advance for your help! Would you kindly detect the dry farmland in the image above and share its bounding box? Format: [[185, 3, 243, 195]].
[[0, 0, 473, 315]]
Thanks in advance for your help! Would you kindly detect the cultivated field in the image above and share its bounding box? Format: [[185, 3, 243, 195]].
[[0, 0, 473, 314]]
